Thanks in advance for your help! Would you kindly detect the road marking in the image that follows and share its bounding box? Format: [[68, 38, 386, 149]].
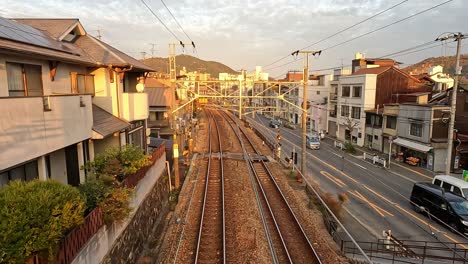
[[391, 162, 433, 180], [387, 170, 417, 183], [351, 161, 367, 170], [349, 190, 394, 217], [320, 170, 347, 187], [331, 152, 343, 158], [443, 234, 468, 249]]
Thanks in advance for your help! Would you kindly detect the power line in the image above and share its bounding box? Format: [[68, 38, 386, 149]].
[[160, 0, 192, 42], [262, 0, 410, 69], [321, 0, 454, 51], [140, 0, 181, 41]]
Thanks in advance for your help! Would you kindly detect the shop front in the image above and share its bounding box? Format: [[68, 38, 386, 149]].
[[393, 137, 433, 170]]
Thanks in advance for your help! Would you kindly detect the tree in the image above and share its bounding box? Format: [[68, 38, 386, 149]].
[[0, 180, 85, 263], [343, 116, 360, 142]]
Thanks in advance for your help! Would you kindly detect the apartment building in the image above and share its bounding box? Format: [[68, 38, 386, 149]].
[[0, 17, 154, 187]]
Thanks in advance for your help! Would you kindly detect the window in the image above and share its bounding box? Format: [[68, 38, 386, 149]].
[[453, 187, 462, 196], [342, 86, 350, 97], [353, 86, 362, 97], [0, 160, 38, 188], [386, 116, 397, 129], [442, 182, 453, 192], [341, 105, 349, 117], [71, 73, 95, 95], [374, 135, 378, 140], [410, 123, 423, 137], [434, 179, 442, 186], [6, 62, 43, 96], [351, 107, 361, 119], [316, 91, 320, 95]]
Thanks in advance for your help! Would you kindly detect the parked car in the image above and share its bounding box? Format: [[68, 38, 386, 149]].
[[269, 119, 281, 128], [432, 175, 468, 199], [410, 182, 468, 234], [284, 122, 297, 129], [306, 133, 320, 149]]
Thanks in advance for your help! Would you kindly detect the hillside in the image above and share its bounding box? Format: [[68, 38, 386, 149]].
[[403, 54, 468, 83], [141, 54, 238, 77]]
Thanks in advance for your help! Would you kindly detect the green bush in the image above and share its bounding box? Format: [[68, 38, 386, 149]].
[[78, 179, 112, 214], [99, 187, 133, 224], [0, 180, 85, 263], [344, 141, 356, 154], [84, 145, 151, 181]]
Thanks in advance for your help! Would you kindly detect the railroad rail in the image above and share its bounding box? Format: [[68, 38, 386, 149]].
[[195, 109, 226, 264], [219, 108, 322, 264]]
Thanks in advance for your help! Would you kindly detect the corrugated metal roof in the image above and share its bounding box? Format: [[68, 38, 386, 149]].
[[92, 104, 130, 138], [146, 87, 172, 107]]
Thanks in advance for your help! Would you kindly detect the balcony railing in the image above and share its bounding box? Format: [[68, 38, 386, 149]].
[[329, 111, 337, 118], [0, 95, 92, 170]]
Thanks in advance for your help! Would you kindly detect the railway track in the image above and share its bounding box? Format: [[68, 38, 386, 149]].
[[219, 109, 322, 264], [195, 110, 225, 264]]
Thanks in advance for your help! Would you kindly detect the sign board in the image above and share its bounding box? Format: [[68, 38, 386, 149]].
[[463, 170, 468, 182]]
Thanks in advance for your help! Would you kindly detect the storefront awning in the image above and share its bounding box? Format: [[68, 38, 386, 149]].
[[393, 138, 432, 153]]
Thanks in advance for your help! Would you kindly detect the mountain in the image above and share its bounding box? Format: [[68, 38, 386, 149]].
[[403, 54, 468, 83], [141, 54, 238, 77]]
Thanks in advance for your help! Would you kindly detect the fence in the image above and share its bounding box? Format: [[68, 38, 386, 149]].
[[121, 143, 166, 188], [55, 207, 104, 264]]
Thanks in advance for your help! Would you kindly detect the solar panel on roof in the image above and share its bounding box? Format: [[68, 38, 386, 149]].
[[0, 17, 79, 55]]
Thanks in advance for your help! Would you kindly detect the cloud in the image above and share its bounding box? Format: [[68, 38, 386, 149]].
[[1, 0, 467, 75]]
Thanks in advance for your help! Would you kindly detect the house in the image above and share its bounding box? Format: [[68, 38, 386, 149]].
[[15, 18, 155, 154], [0, 17, 94, 187], [334, 54, 432, 148], [0, 17, 155, 188], [393, 103, 449, 172]]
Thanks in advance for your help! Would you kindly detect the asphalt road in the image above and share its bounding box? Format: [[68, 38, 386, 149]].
[[246, 114, 468, 250]]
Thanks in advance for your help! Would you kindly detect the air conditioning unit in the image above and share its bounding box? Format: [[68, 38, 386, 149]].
[[43, 96, 51, 111]]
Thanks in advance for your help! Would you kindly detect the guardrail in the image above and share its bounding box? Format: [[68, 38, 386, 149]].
[[363, 152, 387, 167]]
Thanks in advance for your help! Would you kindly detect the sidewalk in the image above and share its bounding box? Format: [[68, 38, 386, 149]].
[[322, 136, 435, 180]]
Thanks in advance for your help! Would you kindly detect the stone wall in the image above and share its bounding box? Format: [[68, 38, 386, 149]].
[[101, 178, 168, 263], [71, 155, 167, 264]]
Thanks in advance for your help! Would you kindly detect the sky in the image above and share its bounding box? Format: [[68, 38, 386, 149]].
[[1, 0, 467, 77]]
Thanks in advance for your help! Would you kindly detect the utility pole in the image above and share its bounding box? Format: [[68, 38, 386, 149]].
[[436, 33, 465, 174], [292, 50, 321, 174]]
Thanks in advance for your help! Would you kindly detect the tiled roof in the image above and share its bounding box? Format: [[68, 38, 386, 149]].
[[74, 34, 155, 71], [0, 38, 94, 65], [92, 104, 130, 138], [13, 18, 79, 39], [11, 18, 155, 71]]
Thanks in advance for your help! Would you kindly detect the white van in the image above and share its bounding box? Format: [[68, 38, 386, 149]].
[[432, 175, 468, 199]]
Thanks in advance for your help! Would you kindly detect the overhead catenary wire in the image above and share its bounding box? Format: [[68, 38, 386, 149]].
[[262, 0, 410, 69], [159, 0, 198, 57], [140, 0, 182, 41], [321, 0, 454, 52]]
